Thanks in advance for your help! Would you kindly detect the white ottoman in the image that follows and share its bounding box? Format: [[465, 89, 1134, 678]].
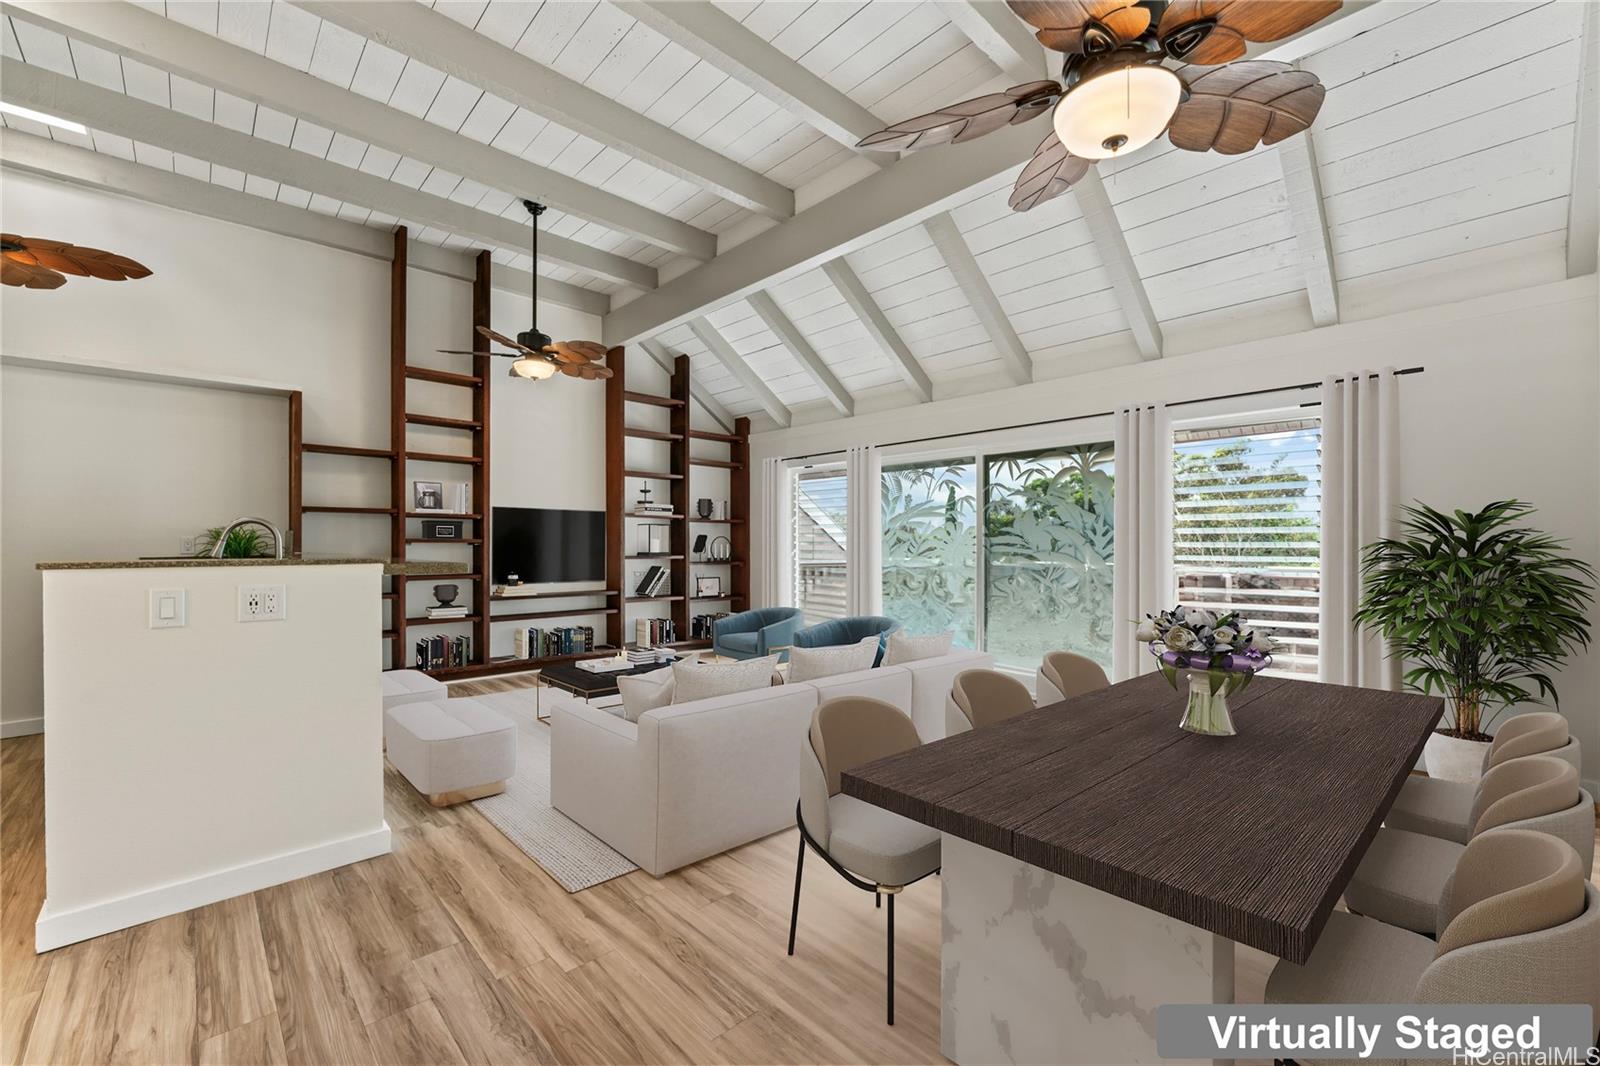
[[384, 699, 516, 807], [381, 669, 448, 711]]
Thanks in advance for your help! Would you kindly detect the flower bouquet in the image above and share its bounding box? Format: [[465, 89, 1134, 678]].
[[1136, 607, 1275, 736]]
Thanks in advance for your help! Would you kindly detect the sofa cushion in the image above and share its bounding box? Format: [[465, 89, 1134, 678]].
[[380, 669, 447, 710], [384, 698, 516, 796], [617, 666, 675, 723], [884, 630, 954, 665], [789, 635, 880, 682], [805, 663, 913, 710], [672, 654, 780, 704]]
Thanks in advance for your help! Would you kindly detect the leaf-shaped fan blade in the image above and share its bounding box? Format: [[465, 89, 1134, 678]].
[[475, 325, 542, 357], [1007, 1, 1150, 54], [549, 340, 608, 364], [856, 81, 1060, 151], [588, 364, 614, 380], [1167, 62, 1324, 155], [1159, 0, 1342, 65], [9, 237, 152, 280], [437, 349, 505, 356], [1008, 131, 1093, 212], [0, 257, 66, 288], [25, 248, 93, 276]]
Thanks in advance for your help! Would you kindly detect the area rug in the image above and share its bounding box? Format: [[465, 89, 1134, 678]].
[[466, 691, 637, 892]]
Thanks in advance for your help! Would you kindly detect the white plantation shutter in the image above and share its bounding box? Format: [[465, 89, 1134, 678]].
[[1172, 420, 1322, 677]]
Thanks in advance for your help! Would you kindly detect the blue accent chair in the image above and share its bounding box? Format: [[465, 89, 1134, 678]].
[[712, 606, 804, 661], [793, 616, 901, 667]]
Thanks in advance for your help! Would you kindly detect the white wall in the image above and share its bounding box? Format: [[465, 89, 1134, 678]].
[[0, 173, 604, 726], [751, 277, 1600, 795]]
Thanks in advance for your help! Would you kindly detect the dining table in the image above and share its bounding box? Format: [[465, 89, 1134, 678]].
[[841, 670, 1443, 1066]]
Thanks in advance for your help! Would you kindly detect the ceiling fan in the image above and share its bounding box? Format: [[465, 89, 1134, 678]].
[[438, 199, 613, 381], [857, 0, 1338, 211], [1, 234, 152, 289]]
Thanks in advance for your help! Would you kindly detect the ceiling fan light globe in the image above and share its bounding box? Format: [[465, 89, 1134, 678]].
[[508, 356, 557, 380], [1053, 64, 1181, 160]]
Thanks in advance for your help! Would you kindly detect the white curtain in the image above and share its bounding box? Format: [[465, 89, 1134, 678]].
[[845, 445, 882, 616], [1320, 368, 1401, 689], [1112, 405, 1174, 681], [758, 456, 793, 608]]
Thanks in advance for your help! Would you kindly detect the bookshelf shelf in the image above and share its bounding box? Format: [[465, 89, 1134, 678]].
[[624, 511, 683, 520], [490, 588, 616, 600], [624, 427, 682, 442], [623, 469, 684, 480], [406, 451, 482, 466], [689, 518, 745, 525], [303, 443, 394, 459], [405, 366, 481, 388], [303, 505, 396, 515], [626, 553, 682, 561], [406, 511, 481, 519], [688, 429, 741, 443], [690, 458, 744, 469], [405, 536, 482, 544], [494, 606, 620, 622], [626, 595, 684, 603], [407, 614, 481, 625], [406, 412, 480, 430], [624, 391, 684, 408]]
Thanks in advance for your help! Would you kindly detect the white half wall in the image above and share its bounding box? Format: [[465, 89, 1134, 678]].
[[750, 277, 1600, 796]]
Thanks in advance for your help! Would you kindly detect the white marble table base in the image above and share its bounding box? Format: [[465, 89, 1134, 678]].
[[940, 833, 1235, 1066]]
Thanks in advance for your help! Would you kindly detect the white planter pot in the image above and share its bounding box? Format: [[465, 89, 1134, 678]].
[[1423, 731, 1491, 782]]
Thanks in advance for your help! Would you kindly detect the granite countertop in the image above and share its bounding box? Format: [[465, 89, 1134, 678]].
[[37, 557, 467, 577]]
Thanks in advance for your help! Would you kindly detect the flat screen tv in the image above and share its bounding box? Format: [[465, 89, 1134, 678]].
[[491, 507, 605, 584]]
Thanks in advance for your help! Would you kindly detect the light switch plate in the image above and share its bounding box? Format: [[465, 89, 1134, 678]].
[[238, 584, 287, 622], [148, 588, 186, 629]]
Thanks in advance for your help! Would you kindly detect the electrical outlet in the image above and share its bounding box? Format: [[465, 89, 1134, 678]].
[[238, 584, 287, 622]]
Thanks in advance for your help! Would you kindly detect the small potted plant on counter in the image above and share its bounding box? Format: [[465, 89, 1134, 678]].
[[1354, 500, 1594, 782]]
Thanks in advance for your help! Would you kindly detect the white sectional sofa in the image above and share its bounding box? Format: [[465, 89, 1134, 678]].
[[549, 648, 991, 876]]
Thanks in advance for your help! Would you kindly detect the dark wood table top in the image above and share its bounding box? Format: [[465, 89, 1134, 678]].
[[841, 672, 1443, 964]]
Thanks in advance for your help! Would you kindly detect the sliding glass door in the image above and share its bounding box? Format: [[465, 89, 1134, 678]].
[[983, 444, 1115, 672], [881, 459, 978, 647], [792, 465, 849, 626]]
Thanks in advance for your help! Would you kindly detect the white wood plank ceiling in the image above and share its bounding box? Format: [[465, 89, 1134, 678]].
[[1, 1, 1592, 427]]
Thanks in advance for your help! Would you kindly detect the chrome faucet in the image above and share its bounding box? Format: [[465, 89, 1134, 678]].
[[210, 517, 286, 559]]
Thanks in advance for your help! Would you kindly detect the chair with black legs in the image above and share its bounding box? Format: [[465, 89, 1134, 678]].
[[788, 695, 940, 1025]]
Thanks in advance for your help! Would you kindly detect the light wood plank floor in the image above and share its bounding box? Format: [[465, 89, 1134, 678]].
[[3, 678, 1595, 1065]]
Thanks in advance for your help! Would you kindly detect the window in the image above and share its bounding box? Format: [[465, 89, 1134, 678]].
[[792, 465, 848, 626], [1172, 419, 1321, 676], [983, 444, 1115, 673], [881, 459, 978, 647]]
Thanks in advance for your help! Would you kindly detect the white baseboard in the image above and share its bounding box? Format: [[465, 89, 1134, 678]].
[[1, 718, 44, 739], [35, 823, 391, 952]]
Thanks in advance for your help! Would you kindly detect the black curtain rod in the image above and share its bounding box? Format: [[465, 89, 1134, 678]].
[[784, 366, 1423, 464]]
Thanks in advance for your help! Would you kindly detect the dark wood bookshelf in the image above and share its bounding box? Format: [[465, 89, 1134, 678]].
[[623, 469, 684, 480], [405, 413, 480, 430], [405, 537, 482, 544], [406, 451, 482, 466], [407, 614, 481, 625], [494, 606, 620, 622], [302, 443, 395, 459], [624, 391, 684, 408], [406, 511, 481, 519], [490, 588, 616, 600], [302, 505, 396, 515], [405, 366, 481, 388]]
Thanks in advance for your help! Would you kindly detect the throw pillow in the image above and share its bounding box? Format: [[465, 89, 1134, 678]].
[[788, 635, 880, 683], [672, 655, 780, 704], [884, 629, 954, 666], [616, 666, 675, 723]]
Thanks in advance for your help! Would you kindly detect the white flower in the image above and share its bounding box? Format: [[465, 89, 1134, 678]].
[[1135, 619, 1161, 642], [1164, 625, 1198, 651], [1248, 630, 1276, 653], [1187, 609, 1216, 630], [1213, 626, 1238, 645]]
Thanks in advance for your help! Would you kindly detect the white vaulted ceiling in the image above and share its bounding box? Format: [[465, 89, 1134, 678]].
[[1, 1, 1593, 428]]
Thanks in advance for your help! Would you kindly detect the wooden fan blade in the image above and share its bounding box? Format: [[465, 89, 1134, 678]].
[[25, 248, 93, 276], [550, 339, 608, 363], [1009, 1, 1149, 54], [1008, 130, 1092, 212], [1, 258, 66, 288], [587, 364, 614, 380], [1167, 61, 1324, 154], [9, 237, 152, 280], [1159, 0, 1342, 64], [856, 81, 1061, 151], [437, 348, 504, 356], [475, 325, 541, 356]]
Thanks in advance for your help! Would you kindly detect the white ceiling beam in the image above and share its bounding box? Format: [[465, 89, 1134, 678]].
[[1071, 170, 1163, 359], [614, 0, 884, 152], [822, 259, 933, 404], [746, 290, 852, 417], [297, 1, 793, 221], [3, 0, 716, 260], [1278, 131, 1339, 327], [937, 1, 1048, 84], [1566, 0, 1598, 279], [0, 128, 609, 316], [604, 118, 1044, 345], [0, 60, 654, 290], [687, 317, 792, 428], [923, 211, 1031, 385], [636, 337, 735, 432]]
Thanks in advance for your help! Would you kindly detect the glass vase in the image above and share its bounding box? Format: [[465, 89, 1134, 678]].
[[1180, 672, 1236, 736]]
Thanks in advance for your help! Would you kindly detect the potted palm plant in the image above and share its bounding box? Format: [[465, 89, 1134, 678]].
[[1353, 500, 1594, 781]]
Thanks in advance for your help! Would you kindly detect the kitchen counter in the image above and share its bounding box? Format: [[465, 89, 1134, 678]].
[[37, 557, 464, 576]]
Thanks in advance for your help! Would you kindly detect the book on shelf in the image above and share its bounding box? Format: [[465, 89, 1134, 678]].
[[625, 646, 676, 665], [426, 606, 469, 619], [416, 634, 470, 670], [633, 617, 677, 648], [634, 565, 669, 597], [690, 611, 730, 640], [513, 625, 596, 660]]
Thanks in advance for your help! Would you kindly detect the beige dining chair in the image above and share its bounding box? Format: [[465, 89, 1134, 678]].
[[1387, 712, 1579, 843], [945, 668, 1036, 734], [791, 696, 940, 1026], [1344, 755, 1593, 936], [1269, 831, 1598, 1029], [1034, 649, 1111, 705]]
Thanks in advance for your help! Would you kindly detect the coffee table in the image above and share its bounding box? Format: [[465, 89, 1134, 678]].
[[535, 660, 674, 722]]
